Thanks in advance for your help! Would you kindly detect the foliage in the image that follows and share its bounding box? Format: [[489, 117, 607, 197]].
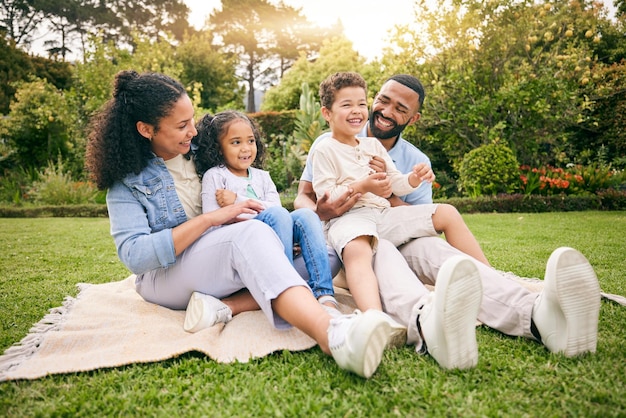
[[207, 0, 335, 112], [0, 37, 73, 114], [382, 0, 623, 174], [440, 191, 626, 213], [9, 0, 193, 61], [263, 133, 305, 192], [518, 163, 625, 195], [177, 32, 244, 112], [249, 110, 296, 138], [262, 36, 369, 111], [0, 166, 37, 204], [573, 61, 626, 168], [458, 143, 520, 197], [27, 157, 97, 205], [293, 83, 327, 152], [0, 77, 82, 174]]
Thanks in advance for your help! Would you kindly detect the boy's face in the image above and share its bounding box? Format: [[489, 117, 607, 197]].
[[321, 86, 368, 142], [218, 119, 257, 177]]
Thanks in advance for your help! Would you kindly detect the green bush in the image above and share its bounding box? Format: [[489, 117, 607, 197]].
[[28, 158, 97, 205], [458, 143, 520, 197]]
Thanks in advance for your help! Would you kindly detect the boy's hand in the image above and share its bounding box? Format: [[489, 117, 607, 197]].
[[359, 172, 392, 198], [369, 156, 387, 173], [216, 189, 237, 207], [408, 163, 435, 188]]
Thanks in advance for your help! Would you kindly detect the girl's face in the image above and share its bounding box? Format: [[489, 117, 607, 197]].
[[322, 86, 368, 143], [219, 119, 257, 177], [148, 95, 197, 160]]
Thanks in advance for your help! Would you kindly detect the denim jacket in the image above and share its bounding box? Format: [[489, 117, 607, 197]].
[[107, 155, 189, 275]]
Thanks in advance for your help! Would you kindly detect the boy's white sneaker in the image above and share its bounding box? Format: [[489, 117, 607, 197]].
[[183, 292, 233, 333], [328, 310, 394, 378], [417, 255, 482, 369], [532, 247, 601, 356]]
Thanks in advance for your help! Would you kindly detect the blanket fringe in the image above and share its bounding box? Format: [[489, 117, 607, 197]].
[[0, 283, 91, 380]]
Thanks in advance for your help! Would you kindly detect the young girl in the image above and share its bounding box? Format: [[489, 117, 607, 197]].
[[194, 111, 339, 312]]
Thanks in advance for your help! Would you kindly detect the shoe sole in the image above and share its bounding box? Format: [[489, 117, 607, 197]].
[[350, 311, 394, 378], [546, 247, 601, 356], [183, 292, 205, 332], [433, 256, 482, 369]]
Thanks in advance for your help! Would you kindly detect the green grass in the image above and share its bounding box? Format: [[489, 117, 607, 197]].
[[1, 212, 625, 417]]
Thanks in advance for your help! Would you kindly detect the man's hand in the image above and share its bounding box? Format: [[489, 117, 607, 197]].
[[315, 189, 360, 221]]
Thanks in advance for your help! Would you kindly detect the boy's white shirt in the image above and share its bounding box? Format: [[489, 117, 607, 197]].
[[310, 136, 418, 210]]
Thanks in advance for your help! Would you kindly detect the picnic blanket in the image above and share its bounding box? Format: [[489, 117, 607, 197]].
[[1, 273, 624, 382]]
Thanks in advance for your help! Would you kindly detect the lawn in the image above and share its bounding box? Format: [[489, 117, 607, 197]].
[[1, 212, 625, 417]]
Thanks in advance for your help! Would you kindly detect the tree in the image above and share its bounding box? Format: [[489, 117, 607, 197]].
[[12, 0, 193, 61], [1, 78, 80, 173], [176, 32, 244, 112], [0, 0, 47, 47], [262, 36, 368, 111], [381, 0, 621, 172], [208, 0, 333, 112], [208, 0, 275, 112]]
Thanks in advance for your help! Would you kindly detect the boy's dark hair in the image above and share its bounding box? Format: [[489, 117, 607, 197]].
[[386, 74, 426, 110], [193, 110, 266, 178], [319, 72, 367, 109]]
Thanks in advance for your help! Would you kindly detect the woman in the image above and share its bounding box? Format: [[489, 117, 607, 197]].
[[85, 70, 400, 379]]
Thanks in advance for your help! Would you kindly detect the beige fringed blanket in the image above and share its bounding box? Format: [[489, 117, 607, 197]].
[[1, 274, 624, 382]]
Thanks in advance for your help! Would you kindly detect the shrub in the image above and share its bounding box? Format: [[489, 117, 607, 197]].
[[28, 158, 97, 205], [458, 143, 520, 197]]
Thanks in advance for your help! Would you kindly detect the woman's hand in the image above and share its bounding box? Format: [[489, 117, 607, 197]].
[[207, 199, 265, 225]]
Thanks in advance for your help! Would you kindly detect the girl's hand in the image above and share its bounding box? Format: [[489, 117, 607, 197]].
[[215, 189, 237, 207], [206, 199, 264, 226], [408, 163, 435, 188]]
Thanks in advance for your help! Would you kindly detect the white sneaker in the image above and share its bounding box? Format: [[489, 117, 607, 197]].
[[383, 315, 408, 348], [417, 255, 482, 369], [183, 292, 233, 333], [532, 247, 601, 357], [328, 310, 394, 378]]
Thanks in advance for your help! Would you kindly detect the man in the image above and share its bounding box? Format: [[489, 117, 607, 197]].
[[294, 74, 602, 367]]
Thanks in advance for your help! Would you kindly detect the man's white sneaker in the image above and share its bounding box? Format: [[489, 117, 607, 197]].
[[328, 310, 394, 378], [183, 292, 233, 333], [532, 247, 601, 357], [417, 255, 482, 369], [384, 315, 408, 348]]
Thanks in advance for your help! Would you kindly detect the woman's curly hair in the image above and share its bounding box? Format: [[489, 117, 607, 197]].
[[193, 110, 266, 178], [85, 70, 187, 190]]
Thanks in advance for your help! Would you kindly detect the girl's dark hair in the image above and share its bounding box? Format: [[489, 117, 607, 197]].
[[193, 110, 266, 178], [85, 70, 187, 190]]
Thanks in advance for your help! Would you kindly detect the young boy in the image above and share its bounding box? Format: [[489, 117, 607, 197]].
[[309, 72, 489, 311]]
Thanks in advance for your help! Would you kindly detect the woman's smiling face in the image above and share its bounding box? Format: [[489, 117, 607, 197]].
[[147, 95, 197, 161]]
